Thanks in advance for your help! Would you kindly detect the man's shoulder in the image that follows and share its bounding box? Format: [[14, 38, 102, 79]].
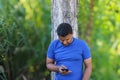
[[49, 39, 60, 49], [51, 39, 59, 43], [74, 38, 85, 42], [74, 38, 87, 45], [50, 39, 60, 46]]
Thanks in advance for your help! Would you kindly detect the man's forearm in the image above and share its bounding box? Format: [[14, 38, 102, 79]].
[[82, 66, 92, 80], [46, 63, 59, 72]]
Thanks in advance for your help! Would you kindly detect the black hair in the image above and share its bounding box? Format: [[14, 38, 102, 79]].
[[56, 23, 73, 37]]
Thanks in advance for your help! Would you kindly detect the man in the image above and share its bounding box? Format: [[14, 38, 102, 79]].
[[46, 23, 92, 80]]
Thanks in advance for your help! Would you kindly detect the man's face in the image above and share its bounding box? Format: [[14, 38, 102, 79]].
[[59, 34, 73, 46]]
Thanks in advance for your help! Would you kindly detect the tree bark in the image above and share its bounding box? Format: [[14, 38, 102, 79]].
[[51, 0, 78, 80], [51, 0, 78, 40], [86, 0, 94, 42], [7, 50, 13, 80]]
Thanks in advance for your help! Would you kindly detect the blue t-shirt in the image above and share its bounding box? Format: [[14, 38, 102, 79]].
[[47, 38, 91, 80]]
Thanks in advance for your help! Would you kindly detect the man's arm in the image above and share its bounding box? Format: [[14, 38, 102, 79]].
[[82, 58, 92, 80], [46, 57, 71, 75], [46, 57, 59, 72]]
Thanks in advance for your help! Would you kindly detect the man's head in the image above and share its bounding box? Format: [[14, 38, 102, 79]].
[[57, 23, 73, 37], [57, 23, 73, 46]]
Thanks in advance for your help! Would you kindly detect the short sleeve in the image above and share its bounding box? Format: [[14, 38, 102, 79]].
[[82, 41, 91, 60], [47, 40, 58, 60]]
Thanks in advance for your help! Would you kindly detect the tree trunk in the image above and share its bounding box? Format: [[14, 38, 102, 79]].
[[86, 0, 94, 42], [7, 50, 13, 80], [51, 0, 78, 80]]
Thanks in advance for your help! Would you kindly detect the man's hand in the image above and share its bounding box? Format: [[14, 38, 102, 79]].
[[59, 65, 71, 75]]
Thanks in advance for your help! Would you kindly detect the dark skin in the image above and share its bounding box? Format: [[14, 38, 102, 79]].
[[46, 34, 73, 75], [46, 33, 92, 79], [82, 58, 92, 80], [46, 58, 71, 75]]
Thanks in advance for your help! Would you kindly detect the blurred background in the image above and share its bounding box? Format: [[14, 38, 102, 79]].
[[0, 0, 120, 80]]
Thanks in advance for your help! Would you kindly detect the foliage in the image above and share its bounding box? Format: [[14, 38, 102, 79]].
[[0, 0, 120, 80], [79, 0, 120, 80], [0, 0, 51, 80]]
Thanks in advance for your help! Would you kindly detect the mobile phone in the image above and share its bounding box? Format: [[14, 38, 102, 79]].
[[61, 69, 69, 72]]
